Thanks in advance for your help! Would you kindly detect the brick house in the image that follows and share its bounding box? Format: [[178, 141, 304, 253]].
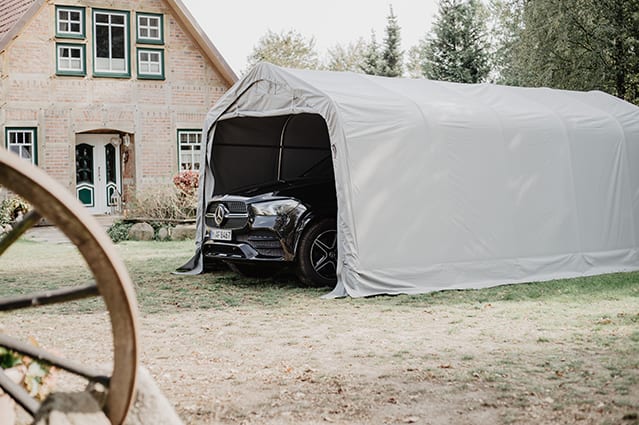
[[0, 0, 236, 214]]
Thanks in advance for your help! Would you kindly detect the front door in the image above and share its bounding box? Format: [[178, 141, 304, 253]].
[[75, 134, 121, 214]]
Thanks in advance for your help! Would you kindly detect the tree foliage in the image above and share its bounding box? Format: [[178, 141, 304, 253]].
[[361, 6, 404, 76], [380, 6, 403, 77], [246, 29, 320, 71], [493, 0, 639, 104], [421, 0, 490, 83], [326, 39, 367, 72], [361, 30, 383, 75]]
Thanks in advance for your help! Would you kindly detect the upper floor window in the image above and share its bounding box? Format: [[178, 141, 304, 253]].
[[5, 128, 37, 165], [56, 6, 85, 38], [56, 43, 86, 76], [136, 13, 164, 44], [137, 48, 164, 79], [93, 9, 130, 77], [178, 130, 202, 171]]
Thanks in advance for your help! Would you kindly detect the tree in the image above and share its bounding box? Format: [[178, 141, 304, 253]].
[[361, 30, 383, 75], [380, 6, 403, 77], [246, 29, 320, 71], [326, 39, 367, 72], [420, 0, 490, 83], [492, 0, 639, 104]]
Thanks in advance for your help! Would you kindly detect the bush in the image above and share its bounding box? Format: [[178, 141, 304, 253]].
[[0, 197, 30, 227], [125, 185, 196, 221], [173, 170, 199, 197], [107, 221, 133, 243]]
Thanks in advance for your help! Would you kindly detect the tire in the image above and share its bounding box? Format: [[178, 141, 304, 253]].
[[296, 218, 338, 287], [227, 262, 278, 279]]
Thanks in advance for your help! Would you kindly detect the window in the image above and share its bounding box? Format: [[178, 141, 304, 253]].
[[5, 128, 37, 164], [93, 9, 130, 77], [56, 6, 85, 38], [137, 48, 164, 79], [56, 43, 86, 76], [136, 13, 163, 44], [178, 130, 202, 170]]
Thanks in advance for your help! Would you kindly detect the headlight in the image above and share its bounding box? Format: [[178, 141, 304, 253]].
[[250, 199, 300, 216]]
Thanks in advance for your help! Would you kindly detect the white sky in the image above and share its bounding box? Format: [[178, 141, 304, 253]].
[[181, 0, 439, 75]]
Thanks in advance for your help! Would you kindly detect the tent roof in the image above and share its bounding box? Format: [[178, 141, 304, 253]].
[[197, 63, 639, 298]]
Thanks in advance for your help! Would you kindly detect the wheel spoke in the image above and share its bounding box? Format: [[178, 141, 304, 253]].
[[0, 334, 109, 384], [0, 368, 40, 416], [0, 210, 42, 256], [0, 283, 99, 312]]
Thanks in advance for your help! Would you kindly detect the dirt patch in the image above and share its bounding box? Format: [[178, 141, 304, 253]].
[[4, 296, 638, 425]]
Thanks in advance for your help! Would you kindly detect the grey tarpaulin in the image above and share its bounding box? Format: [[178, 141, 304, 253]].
[[182, 62, 639, 298]]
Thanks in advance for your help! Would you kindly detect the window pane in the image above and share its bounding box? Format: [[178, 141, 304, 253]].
[[140, 27, 149, 38], [22, 146, 32, 161], [140, 52, 149, 61], [139, 17, 148, 26], [96, 26, 109, 58], [71, 49, 81, 59], [60, 22, 69, 32], [71, 23, 80, 32], [150, 28, 159, 38], [112, 27, 125, 59], [70, 11, 80, 21], [112, 15, 124, 25], [96, 13, 108, 23], [9, 146, 19, 155], [60, 10, 69, 20]]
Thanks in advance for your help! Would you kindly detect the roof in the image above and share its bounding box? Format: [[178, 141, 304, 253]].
[[0, 0, 237, 85], [0, 0, 42, 50]]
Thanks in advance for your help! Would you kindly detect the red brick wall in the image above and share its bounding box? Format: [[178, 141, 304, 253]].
[[0, 0, 231, 197]]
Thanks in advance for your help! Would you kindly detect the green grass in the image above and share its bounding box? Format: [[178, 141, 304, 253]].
[[1, 239, 638, 315]]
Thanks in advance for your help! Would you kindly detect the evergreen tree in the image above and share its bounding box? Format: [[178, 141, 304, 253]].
[[361, 30, 383, 75], [421, 0, 490, 83], [380, 6, 403, 77]]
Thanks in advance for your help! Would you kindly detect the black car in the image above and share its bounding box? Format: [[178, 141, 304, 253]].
[[202, 171, 338, 286]]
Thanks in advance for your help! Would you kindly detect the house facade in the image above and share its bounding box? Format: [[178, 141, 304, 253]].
[[0, 0, 236, 214]]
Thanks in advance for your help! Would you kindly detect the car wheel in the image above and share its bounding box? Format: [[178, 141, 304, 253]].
[[227, 262, 277, 279], [296, 218, 337, 287]]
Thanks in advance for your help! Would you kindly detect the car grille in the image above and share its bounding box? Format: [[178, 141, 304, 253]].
[[205, 201, 249, 230], [236, 231, 284, 258]]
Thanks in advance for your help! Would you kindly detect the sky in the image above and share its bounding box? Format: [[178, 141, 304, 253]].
[[180, 0, 439, 75]]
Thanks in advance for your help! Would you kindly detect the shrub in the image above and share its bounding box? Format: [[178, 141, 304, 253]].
[[173, 170, 199, 197], [125, 185, 196, 221], [107, 220, 134, 243], [0, 197, 31, 227]]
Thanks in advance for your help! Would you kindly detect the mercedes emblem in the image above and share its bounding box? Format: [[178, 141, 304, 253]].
[[213, 204, 228, 227]]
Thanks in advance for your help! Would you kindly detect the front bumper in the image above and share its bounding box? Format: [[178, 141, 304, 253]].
[[202, 197, 307, 263]]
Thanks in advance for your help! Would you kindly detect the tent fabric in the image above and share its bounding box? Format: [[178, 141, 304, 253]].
[[192, 62, 639, 298]]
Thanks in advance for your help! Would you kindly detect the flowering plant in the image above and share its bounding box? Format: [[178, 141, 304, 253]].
[[172, 170, 199, 197]]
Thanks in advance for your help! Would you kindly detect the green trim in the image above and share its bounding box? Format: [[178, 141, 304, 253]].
[[177, 129, 202, 170], [136, 12, 164, 45], [5, 127, 38, 165], [92, 9, 131, 78], [55, 6, 85, 39], [136, 48, 165, 80], [55, 43, 86, 76]]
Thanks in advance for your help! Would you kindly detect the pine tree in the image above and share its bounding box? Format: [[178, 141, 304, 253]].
[[380, 6, 403, 77], [421, 0, 490, 83], [361, 30, 383, 75]]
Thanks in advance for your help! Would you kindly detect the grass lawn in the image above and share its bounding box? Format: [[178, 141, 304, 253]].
[[1, 239, 638, 424]]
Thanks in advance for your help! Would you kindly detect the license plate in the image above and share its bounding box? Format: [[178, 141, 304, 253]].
[[211, 228, 232, 241]]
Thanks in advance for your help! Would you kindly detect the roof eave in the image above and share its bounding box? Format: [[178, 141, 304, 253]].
[[0, 0, 46, 52], [165, 0, 238, 86]]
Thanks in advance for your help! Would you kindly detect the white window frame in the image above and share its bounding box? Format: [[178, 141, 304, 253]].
[[137, 48, 164, 79], [178, 130, 202, 171], [137, 13, 163, 44], [56, 6, 84, 38], [6, 128, 37, 164], [56, 43, 85, 75], [93, 9, 130, 77]]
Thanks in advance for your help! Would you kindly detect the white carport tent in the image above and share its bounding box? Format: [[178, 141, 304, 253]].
[[191, 62, 639, 298]]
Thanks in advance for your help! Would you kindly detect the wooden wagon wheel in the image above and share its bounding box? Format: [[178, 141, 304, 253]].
[[0, 149, 138, 425]]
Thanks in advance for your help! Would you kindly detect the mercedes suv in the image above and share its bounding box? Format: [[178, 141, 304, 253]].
[[202, 164, 337, 286]]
